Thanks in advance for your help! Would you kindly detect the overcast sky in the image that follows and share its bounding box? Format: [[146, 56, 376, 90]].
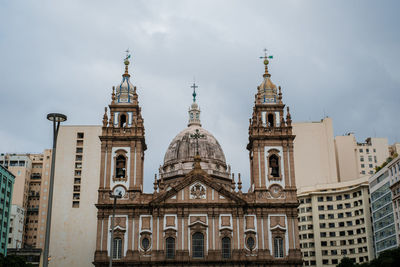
[[1, 0, 399, 192]]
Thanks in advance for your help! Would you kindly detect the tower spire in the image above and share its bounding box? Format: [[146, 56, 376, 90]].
[[123, 49, 131, 77], [188, 82, 201, 127], [259, 48, 273, 78]]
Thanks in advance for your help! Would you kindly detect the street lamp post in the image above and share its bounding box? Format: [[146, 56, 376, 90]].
[[43, 113, 67, 267], [109, 191, 123, 267]]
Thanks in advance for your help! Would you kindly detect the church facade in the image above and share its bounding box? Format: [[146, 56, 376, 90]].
[[93, 54, 302, 266]]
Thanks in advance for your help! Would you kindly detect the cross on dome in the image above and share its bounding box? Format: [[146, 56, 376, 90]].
[[188, 82, 201, 127]]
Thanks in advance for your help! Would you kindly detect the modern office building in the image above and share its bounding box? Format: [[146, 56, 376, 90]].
[[7, 204, 25, 249], [369, 157, 399, 257], [0, 164, 15, 255], [297, 176, 374, 266], [388, 156, 400, 246]]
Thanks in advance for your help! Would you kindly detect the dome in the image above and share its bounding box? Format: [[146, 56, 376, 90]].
[[115, 58, 136, 104], [159, 85, 231, 181], [163, 125, 226, 165], [259, 76, 276, 90], [160, 125, 230, 180]]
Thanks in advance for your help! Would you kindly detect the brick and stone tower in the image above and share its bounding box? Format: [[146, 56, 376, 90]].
[[247, 53, 296, 194], [94, 53, 147, 262], [246, 52, 301, 262], [98, 54, 146, 195]]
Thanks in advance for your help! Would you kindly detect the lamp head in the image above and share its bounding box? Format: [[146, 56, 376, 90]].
[[47, 113, 67, 122]]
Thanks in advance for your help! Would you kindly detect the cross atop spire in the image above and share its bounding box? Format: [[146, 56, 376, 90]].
[[259, 48, 273, 78], [191, 81, 198, 102], [123, 49, 131, 77]]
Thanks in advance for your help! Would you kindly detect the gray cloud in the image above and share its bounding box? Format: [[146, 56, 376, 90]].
[[0, 0, 399, 192]]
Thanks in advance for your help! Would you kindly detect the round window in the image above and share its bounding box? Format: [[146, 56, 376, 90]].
[[142, 237, 150, 251], [246, 236, 255, 250]]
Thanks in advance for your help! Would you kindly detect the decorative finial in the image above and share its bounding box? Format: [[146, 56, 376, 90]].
[[259, 48, 273, 78], [191, 81, 198, 102], [123, 49, 131, 76], [112, 86, 116, 101], [103, 107, 108, 127], [286, 106, 292, 125], [238, 173, 242, 193], [153, 174, 158, 192]]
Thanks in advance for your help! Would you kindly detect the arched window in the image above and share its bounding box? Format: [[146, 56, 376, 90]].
[[269, 154, 280, 177], [115, 155, 126, 178], [120, 114, 127, 127], [221, 237, 231, 259], [166, 237, 175, 259], [274, 237, 284, 258], [267, 113, 274, 127], [112, 237, 122, 259], [246, 236, 255, 251], [192, 232, 204, 258]]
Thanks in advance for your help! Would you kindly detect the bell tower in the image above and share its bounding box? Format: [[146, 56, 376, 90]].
[[98, 52, 147, 196], [247, 50, 296, 194]]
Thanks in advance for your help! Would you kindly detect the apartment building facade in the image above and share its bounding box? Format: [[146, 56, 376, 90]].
[[297, 177, 374, 266], [335, 134, 390, 182], [7, 205, 24, 249], [0, 151, 52, 249]]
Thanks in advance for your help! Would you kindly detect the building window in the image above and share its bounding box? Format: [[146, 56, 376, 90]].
[[192, 232, 204, 258], [166, 237, 175, 259], [274, 237, 284, 258], [360, 156, 364, 162], [112, 238, 122, 259], [221, 237, 231, 259]]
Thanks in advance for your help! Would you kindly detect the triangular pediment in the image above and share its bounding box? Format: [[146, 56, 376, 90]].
[[150, 170, 247, 206]]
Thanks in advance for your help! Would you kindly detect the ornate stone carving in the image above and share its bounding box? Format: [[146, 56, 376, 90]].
[[190, 183, 206, 199]]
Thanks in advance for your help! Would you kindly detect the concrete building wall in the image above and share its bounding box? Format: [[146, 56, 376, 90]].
[[7, 205, 24, 249], [49, 125, 101, 267], [293, 117, 338, 188], [335, 134, 360, 182]]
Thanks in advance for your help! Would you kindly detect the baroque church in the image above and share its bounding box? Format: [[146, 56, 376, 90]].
[[93, 53, 302, 266]]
